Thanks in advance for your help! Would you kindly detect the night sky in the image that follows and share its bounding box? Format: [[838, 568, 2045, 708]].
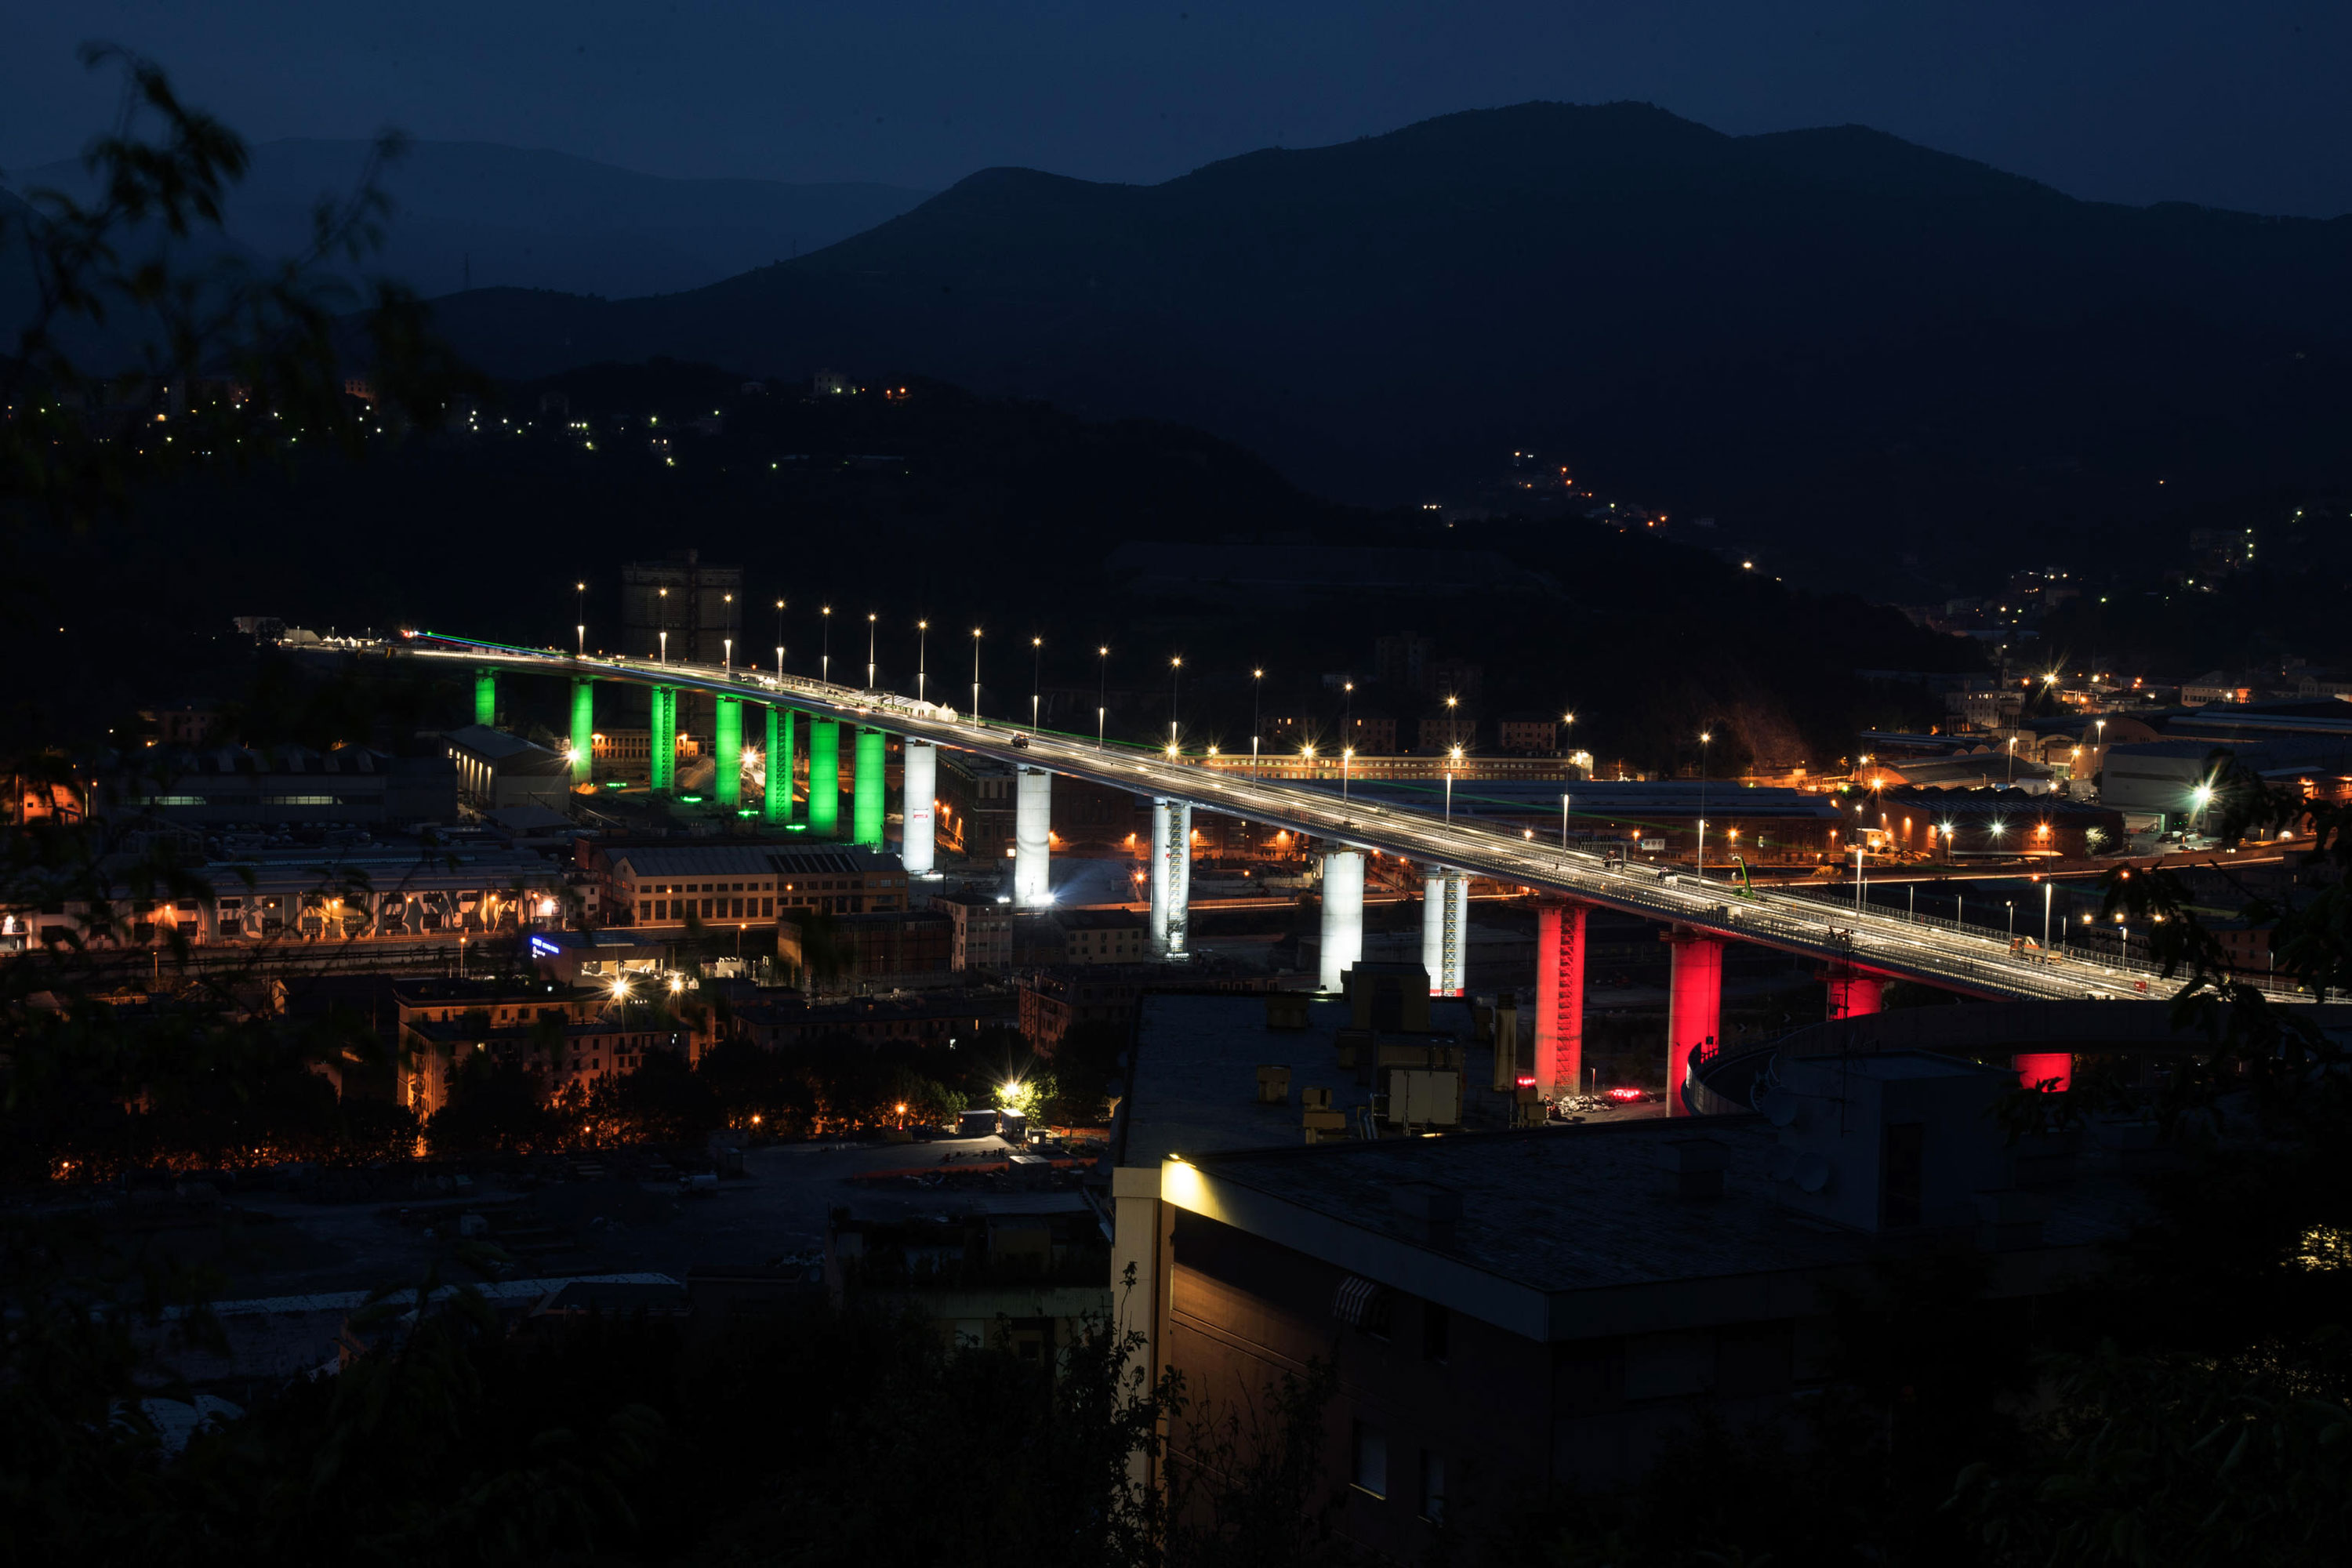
[[7, 1, 2349, 216]]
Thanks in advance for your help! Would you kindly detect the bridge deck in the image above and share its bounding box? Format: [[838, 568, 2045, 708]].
[[396, 636, 2281, 1007]]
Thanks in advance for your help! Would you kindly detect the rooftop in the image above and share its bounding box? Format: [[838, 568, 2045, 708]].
[[1120, 991, 1493, 1171], [1183, 1112, 2143, 1307], [608, 844, 903, 878]]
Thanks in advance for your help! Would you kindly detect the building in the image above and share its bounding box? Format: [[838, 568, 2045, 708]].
[[1415, 715, 1479, 753], [775, 908, 953, 989], [387, 977, 629, 1114], [92, 743, 456, 829], [1343, 715, 1399, 754], [2180, 670, 2257, 706], [1496, 715, 1559, 754], [827, 1206, 1110, 1363], [445, 726, 572, 814], [1946, 689, 2024, 731], [733, 991, 1016, 1048], [1017, 966, 1279, 1054], [590, 728, 699, 785], [1119, 1025, 2144, 1556], [590, 844, 908, 928], [1374, 633, 1434, 692], [620, 550, 742, 732], [931, 891, 1015, 971], [1429, 656, 1483, 702], [1055, 908, 1148, 965], [12, 838, 571, 954], [1869, 789, 2126, 858], [137, 702, 222, 746]]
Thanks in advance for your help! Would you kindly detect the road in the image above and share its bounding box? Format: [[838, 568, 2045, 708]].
[[394, 634, 2285, 1005]]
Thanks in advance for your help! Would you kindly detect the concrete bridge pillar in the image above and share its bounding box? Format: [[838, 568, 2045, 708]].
[[1664, 927, 1725, 1119], [1534, 901, 1588, 1097], [808, 718, 840, 836], [2013, 1052, 2073, 1093], [1150, 799, 1192, 959], [763, 706, 794, 825], [1825, 967, 1883, 1021], [902, 739, 936, 874], [715, 697, 742, 810], [474, 669, 496, 728], [1014, 765, 1054, 906], [852, 728, 886, 848], [1420, 868, 1470, 996], [568, 678, 593, 786], [1318, 848, 1366, 993], [650, 687, 677, 794]]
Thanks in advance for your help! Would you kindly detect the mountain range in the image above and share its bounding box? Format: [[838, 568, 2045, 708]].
[[3, 139, 929, 300], [405, 102, 2352, 583]]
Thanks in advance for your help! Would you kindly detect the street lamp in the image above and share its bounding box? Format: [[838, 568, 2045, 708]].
[[2006, 734, 2017, 785], [1169, 655, 1182, 750], [1251, 668, 1263, 775], [1342, 746, 1354, 801], [1031, 637, 1044, 730], [866, 612, 877, 690], [575, 579, 586, 655], [774, 597, 786, 679], [1561, 792, 1572, 848], [2042, 880, 2053, 949], [1445, 745, 1462, 822], [1697, 731, 1712, 880], [657, 586, 668, 662], [917, 620, 929, 704], [1097, 645, 1108, 749], [821, 606, 832, 685], [723, 636, 731, 672], [971, 629, 982, 719], [1343, 680, 1354, 752]]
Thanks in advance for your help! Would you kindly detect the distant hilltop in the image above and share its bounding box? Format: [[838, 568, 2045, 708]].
[[408, 100, 2352, 582]]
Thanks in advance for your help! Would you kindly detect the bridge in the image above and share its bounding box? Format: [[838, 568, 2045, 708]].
[[386, 632, 2289, 1112]]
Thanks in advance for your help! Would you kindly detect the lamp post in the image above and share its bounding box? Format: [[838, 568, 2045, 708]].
[[1854, 837, 1866, 912], [971, 628, 982, 720], [1342, 680, 1354, 753], [1697, 730, 1712, 880], [2042, 880, 2053, 949], [1446, 745, 1462, 822], [575, 580, 586, 655], [1031, 637, 1044, 730], [2006, 900, 2016, 938], [723, 637, 731, 672], [1561, 792, 1571, 848], [774, 597, 786, 679], [657, 586, 668, 662], [866, 612, 877, 691], [1251, 668, 1263, 775], [2007, 734, 2017, 785], [1097, 645, 1108, 749], [917, 620, 928, 704], [1342, 746, 1354, 801], [1169, 656, 1182, 752], [820, 606, 832, 685]]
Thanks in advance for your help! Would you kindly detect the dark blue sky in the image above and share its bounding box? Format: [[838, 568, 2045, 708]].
[[8, 1, 2347, 215]]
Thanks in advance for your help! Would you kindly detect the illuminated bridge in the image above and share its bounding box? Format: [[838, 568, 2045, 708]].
[[384, 633, 2291, 1114]]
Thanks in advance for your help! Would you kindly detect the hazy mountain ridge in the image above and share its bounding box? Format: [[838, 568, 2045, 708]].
[[5, 139, 931, 300]]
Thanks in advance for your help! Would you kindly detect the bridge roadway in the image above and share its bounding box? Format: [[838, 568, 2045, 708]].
[[400, 635, 2209, 1005]]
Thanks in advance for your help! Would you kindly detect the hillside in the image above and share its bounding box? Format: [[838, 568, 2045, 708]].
[[411, 102, 2352, 587], [1, 362, 1975, 768], [5, 140, 928, 300]]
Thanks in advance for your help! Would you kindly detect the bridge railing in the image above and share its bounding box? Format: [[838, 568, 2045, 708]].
[[1761, 879, 2303, 996]]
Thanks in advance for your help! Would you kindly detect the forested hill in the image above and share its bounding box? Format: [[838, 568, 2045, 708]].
[[412, 102, 2352, 583]]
